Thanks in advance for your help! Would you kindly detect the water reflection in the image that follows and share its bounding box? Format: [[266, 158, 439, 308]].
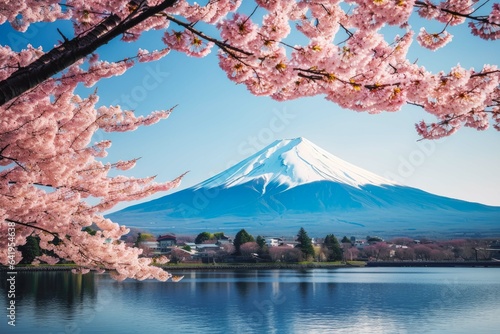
[[0, 268, 499, 333], [0, 271, 99, 332]]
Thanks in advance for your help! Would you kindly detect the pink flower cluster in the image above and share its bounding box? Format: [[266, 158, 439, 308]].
[[469, 3, 500, 40], [173, 0, 242, 24], [416, 28, 453, 50], [211, 0, 499, 137], [137, 48, 170, 62], [162, 30, 214, 57]]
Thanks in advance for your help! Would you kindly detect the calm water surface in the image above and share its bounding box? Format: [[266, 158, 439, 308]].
[[1, 267, 499, 333]]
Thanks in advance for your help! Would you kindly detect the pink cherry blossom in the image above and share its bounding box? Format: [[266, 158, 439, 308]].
[[218, 13, 259, 47], [137, 48, 170, 63], [417, 28, 454, 50]]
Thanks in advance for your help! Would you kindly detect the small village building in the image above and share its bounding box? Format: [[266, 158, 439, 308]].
[[354, 240, 365, 249], [158, 234, 176, 246], [265, 237, 283, 247], [194, 244, 222, 263], [216, 234, 233, 245], [196, 244, 221, 252], [157, 234, 177, 252], [180, 242, 196, 249]]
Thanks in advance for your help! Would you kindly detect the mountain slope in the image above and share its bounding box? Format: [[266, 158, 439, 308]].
[[108, 138, 500, 236]]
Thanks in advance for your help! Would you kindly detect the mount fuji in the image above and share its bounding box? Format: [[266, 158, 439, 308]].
[[108, 137, 500, 237]]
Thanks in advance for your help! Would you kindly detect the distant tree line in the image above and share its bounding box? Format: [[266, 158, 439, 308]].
[[16, 227, 498, 266], [188, 229, 498, 263], [360, 238, 496, 262], [190, 227, 350, 263]]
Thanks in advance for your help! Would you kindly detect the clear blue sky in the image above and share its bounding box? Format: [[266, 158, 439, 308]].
[[1, 6, 499, 211]]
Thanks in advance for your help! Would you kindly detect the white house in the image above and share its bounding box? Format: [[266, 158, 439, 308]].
[[265, 237, 283, 247], [354, 240, 366, 249]]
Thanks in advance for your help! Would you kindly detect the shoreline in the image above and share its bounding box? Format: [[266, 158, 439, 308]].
[[0, 262, 360, 272], [2, 261, 500, 272], [365, 261, 500, 267], [160, 262, 363, 271]]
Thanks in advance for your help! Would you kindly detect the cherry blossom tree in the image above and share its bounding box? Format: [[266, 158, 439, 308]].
[[342, 245, 359, 262], [363, 242, 391, 260], [394, 247, 416, 261], [239, 241, 260, 258], [0, 74, 183, 280], [269, 246, 302, 262], [413, 244, 433, 260], [1, 0, 499, 280]]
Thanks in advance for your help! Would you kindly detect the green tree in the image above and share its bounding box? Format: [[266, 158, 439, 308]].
[[234, 229, 255, 254], [341, 236, 351, 244], [296, 227, 315, 260], [182, 245, 192, 252], [213, 232, 225, 240], [366, 236, 383, 243], [18, 235, 41, 264], [134, 232, 156, 247], [256, 235, 266, 249], [134, 233, 142, 247], [195, 232, 213, 244], [324, 234, 343, 261]]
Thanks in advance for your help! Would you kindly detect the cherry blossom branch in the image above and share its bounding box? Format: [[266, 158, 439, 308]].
[[0, 153, 27, 171], [470, 0, 492, 14], [242, 5, 259, 25], [337, 23, 354, 45], [408, 101, 425, 108], [4, 218, 59, 238], [164, 15, 264, 83], [470, 69, 500, 77], [414, 1, 499, 26], [58, 3, 111, 17], [0, 0, 177, 106], [294, 67, 401, 90], [165, 15, 253, 56]]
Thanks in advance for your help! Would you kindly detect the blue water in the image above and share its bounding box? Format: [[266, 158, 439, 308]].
[[1, 267, 499, 333]]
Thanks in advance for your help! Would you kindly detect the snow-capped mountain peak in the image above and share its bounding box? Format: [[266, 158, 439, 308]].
[[195, 137, 395, 192], [108, 137, 500, 236]]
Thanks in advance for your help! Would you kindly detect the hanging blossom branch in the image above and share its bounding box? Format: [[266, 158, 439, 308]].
[[414, 0, 499, 25], [414, 0, 500, 41], [165, 14, 253, 57], [163, 13, 265, 82], [416, 101, 500, 139]]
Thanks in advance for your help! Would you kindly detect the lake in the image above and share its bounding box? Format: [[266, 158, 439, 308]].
[[1, 267, 499, 333]]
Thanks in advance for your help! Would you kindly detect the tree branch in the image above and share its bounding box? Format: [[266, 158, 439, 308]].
[[0, 0, 177, 106], [5, 218, 60, 238], [414, 1, 499, 26], [165, 15, 253, 56]]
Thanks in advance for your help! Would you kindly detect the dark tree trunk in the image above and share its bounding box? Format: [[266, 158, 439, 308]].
[[0, 0, 176, 106]]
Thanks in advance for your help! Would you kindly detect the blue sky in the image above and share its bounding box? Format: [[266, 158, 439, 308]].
[[1, 6, 499, 211]]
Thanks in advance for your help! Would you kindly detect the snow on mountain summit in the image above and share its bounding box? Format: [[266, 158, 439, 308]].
[[195, 137, 395, 192], [108, 137, 500, 235]]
